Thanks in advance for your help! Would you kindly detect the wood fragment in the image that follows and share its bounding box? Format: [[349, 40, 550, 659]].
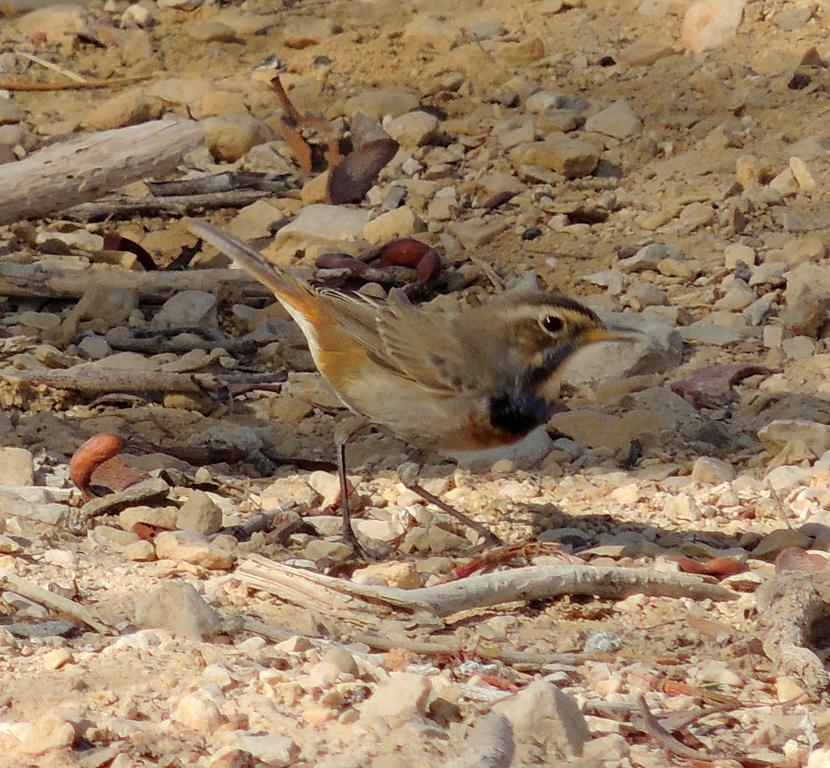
[[60, 190, 271, 222], [0, 367, 284, 396], [236, 557, 735, 620], [0, 75, 154, 91], [14, 51, 87, 83], [0, 569, 110, 634], [755, 568, 830, 695], [145, 171, 291, 197], [0, 263, 274, 303], [636, 695, 720, 763], [0, 119, 202, 224]]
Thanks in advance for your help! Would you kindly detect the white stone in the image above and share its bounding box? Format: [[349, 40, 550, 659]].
[[494, 680, 590, 760], [789, 156, 817, 191], [681, 0, 746, 53], [723, 243, 755, 268], [585, 101, 642, 139], [273, 204, 369, 253], [385, 111, 439, 147], [691, 457, 735, 484], [363, 206, 419, 243], [0, 447, 34, 486], [758, 419, 830, 455], [360, 672, 431, 726]]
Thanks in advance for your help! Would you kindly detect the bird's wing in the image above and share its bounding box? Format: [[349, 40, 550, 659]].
[[319, 288, 476, 394], [373, 294, 480, 394]]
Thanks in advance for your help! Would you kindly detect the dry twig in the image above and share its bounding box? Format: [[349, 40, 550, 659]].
[[0, 569, 110, 634], [236, 556, 735, 620]]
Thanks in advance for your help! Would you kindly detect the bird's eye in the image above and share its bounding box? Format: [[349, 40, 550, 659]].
[[542, 315, 564, 333]]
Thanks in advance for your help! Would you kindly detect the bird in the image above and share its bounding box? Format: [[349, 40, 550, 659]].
[[188, 220, 632, 555]]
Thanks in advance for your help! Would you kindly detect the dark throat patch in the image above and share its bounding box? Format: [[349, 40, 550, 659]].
[[488, 391, 554, 438]]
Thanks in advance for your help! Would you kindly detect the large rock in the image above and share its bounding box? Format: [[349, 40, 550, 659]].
[[681, 0, 746, 53], [83, 92, 164, 130], [360, 673, 431, 727], [493, 680, 590, 760], [271, 204, 369, 255], [585, 101, 642, 139], [202, 115, 272, 162], [511, 136, 599, 179], [758, 419, 830, 456], [559, 314, 683, 388], [785, 262, 830, 304], [154, 530, 235, 570], [134, 581, 221, 640]]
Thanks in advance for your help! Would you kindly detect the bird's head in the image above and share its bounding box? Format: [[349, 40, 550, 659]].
[[496, 291, 634, 385]]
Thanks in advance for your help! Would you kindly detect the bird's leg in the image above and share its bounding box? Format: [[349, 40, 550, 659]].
[[335, 437, 363, 555], [398, 462, 503, 548], [333, 416, 376, 558]]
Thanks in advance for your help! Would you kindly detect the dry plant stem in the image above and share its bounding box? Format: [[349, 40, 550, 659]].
[[407, 482, 502, 547], [755, 570, 830, 694], [636, 695, 721, 762], [446, 712, 514, 768], [60, 190, 271, 222], [351, 632, 595, 667], [0, 75, 153, 91], [235, 556, 735, 620], [0, 264, 274, 302], [0, 119, 202, 224], [14, 51, 87, 82], [0, 569, 110, 634], [0, 367, 283, 395], [145, 172, 290, 196]]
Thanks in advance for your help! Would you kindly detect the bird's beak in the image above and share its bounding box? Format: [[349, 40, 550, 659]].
[[580, 326, 642, 344]]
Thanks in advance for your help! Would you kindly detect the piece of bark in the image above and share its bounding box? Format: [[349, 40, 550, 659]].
[[0, 120, 203, 224], [0, 568, 110, 634], [60, 190, 271, 222], [755, 568, 830, 695], [0, 263, 274, 302], [236, 556, 735, 620], [0, 367, 284, 395], [145, 172, 291, 196]]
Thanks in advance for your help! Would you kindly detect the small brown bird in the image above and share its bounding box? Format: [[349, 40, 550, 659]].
[[189, 221, 630, 552]]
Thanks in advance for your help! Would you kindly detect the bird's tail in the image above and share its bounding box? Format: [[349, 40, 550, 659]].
[[187, 220, 311, 310]]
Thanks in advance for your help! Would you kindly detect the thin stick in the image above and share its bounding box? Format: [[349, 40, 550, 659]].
[[0, 367, 283, 395], [0, 75, 153, 91], [0, 569, 110, 634], [14, 51, 87, 83], [636, 695, 721, 763], [408, 482, 502, 547], [236, 556, 736, 620], [60, 189, 272, 221]]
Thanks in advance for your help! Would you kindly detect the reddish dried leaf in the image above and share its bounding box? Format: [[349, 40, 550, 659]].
[[280, 120, 314, 174], [270, 76, 304, 125], [327, 137, 399, 205], [671, 555, 745, 578], [89, 456, 149, 495], [661, 680, 700, 697], [103, 232, 156, 271], [476, 673, 519, 691], [132, 522, 167, 541], [70, 433, 124, 501], [316, 252, 369, 274], [376, 238, 431, 266], [775, 547, 828, 573]]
